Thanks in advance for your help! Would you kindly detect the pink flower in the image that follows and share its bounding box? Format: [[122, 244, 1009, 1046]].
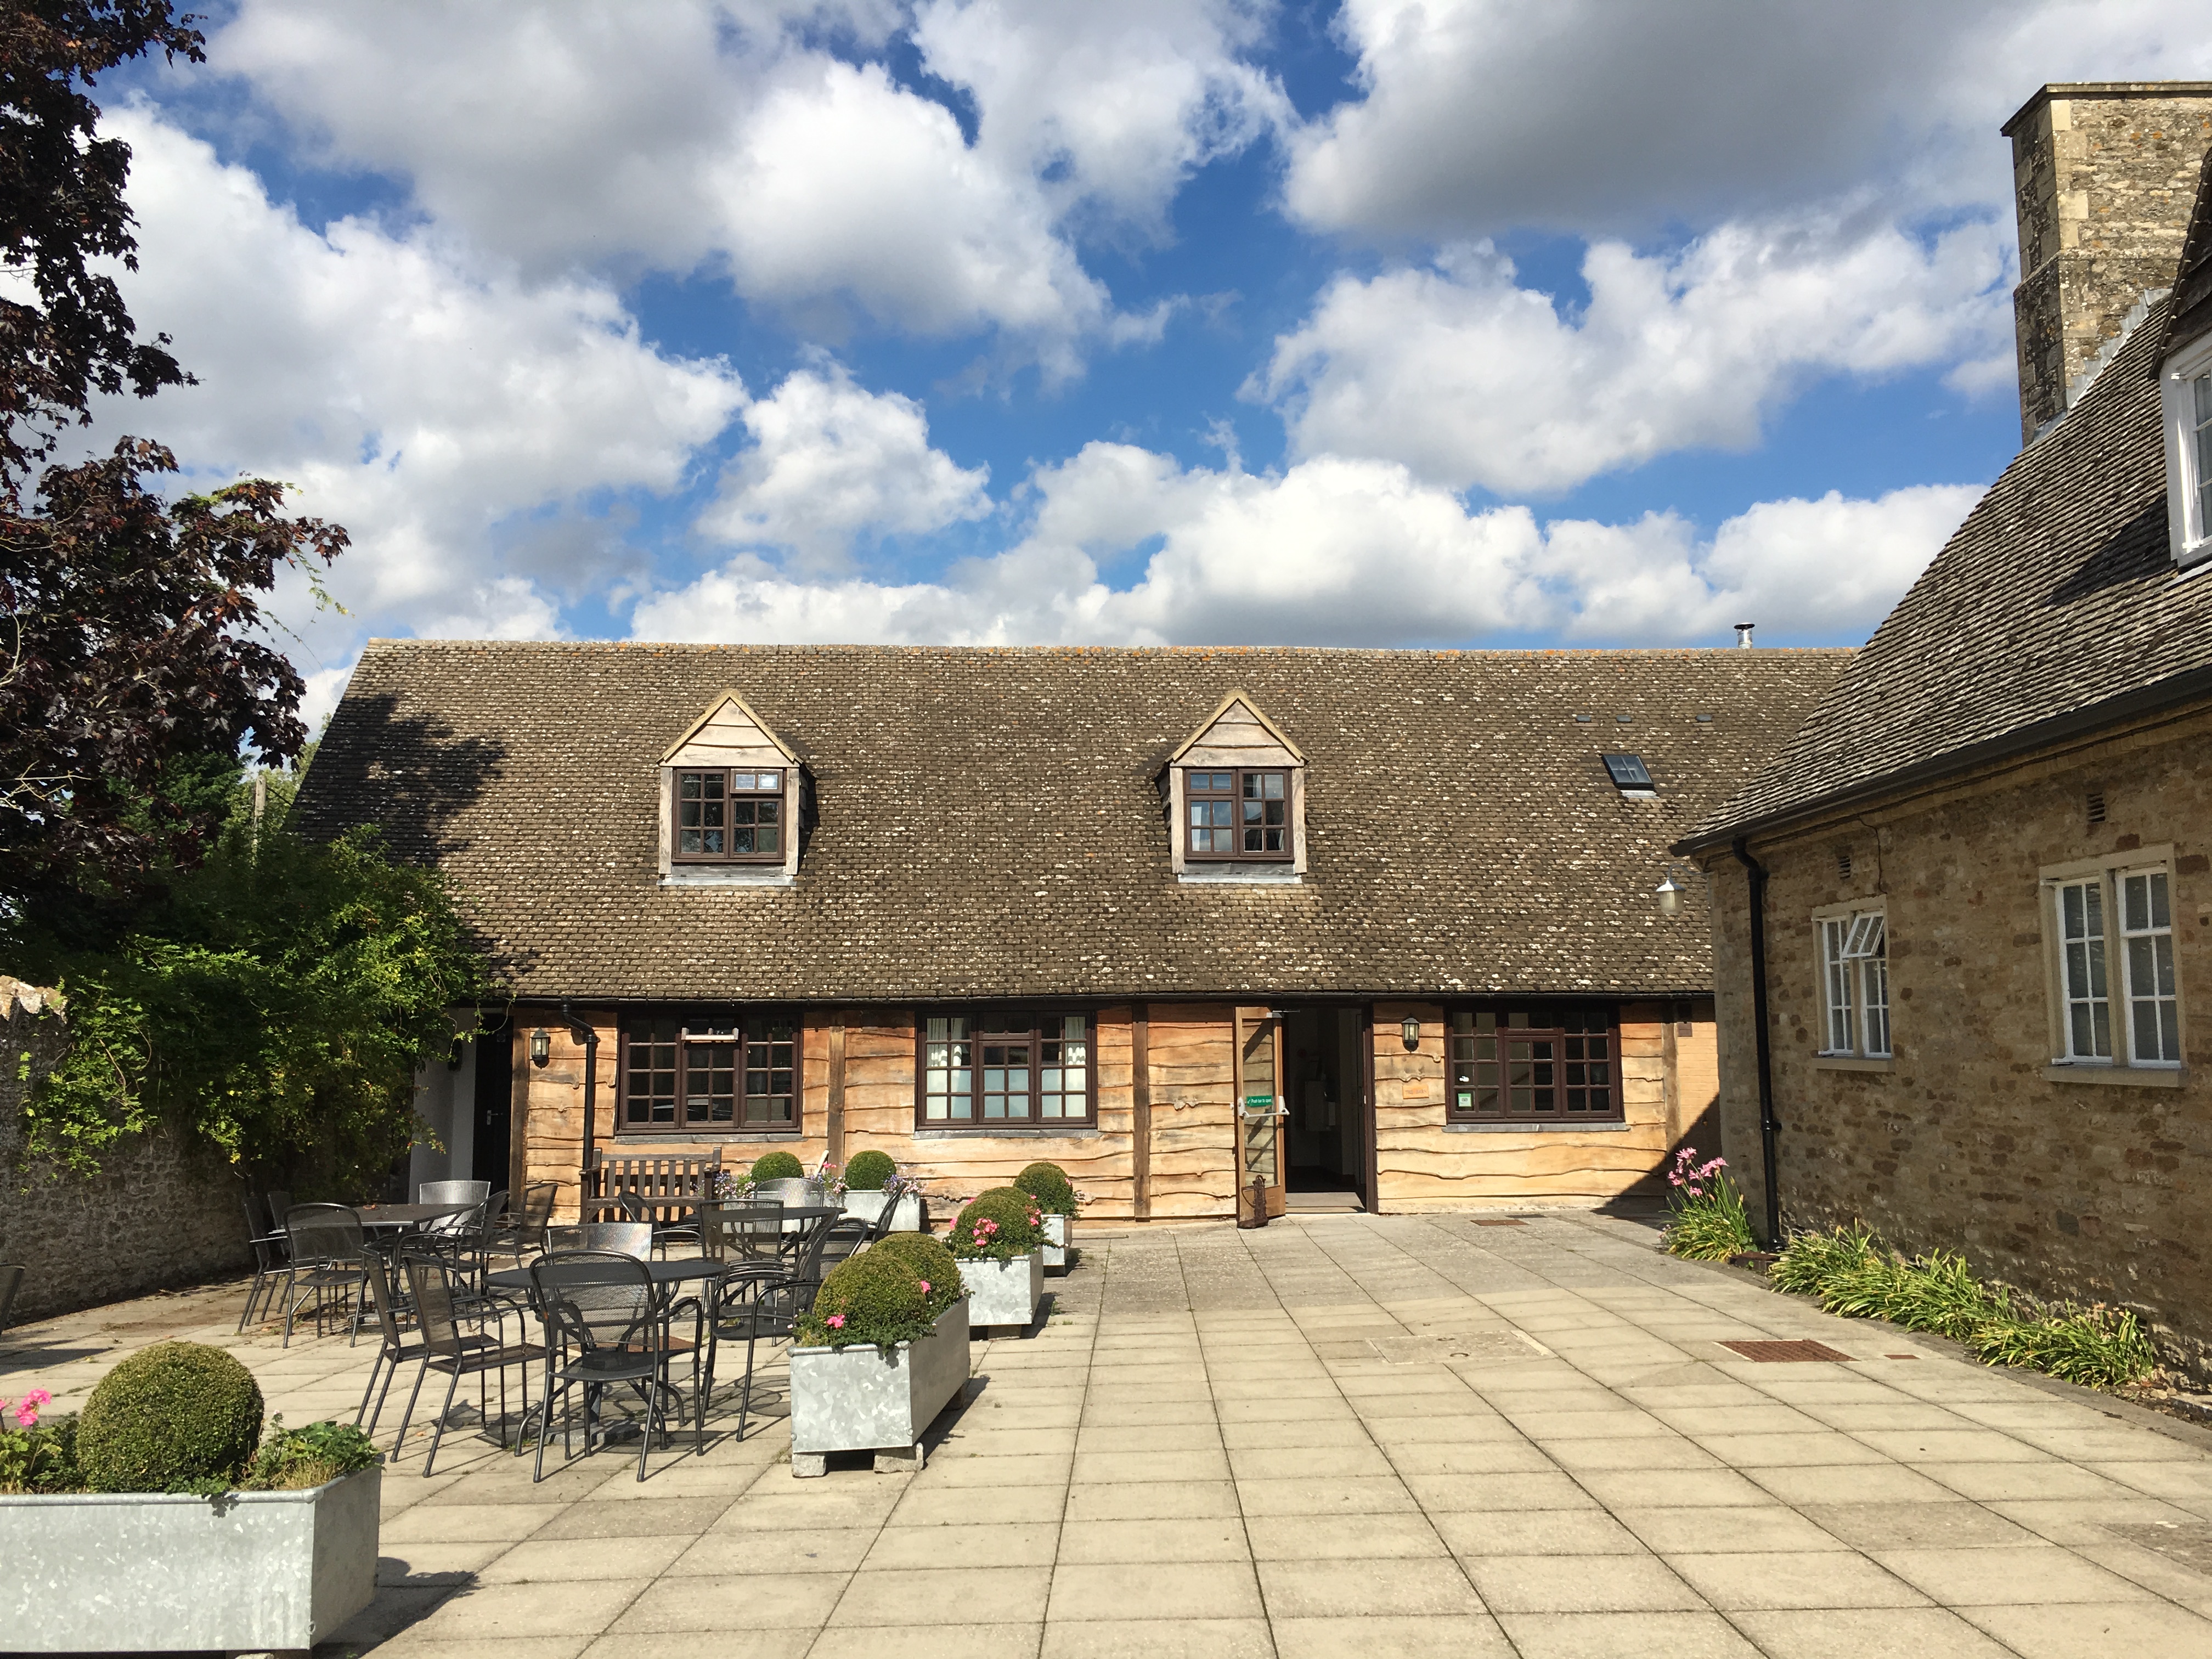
[[918, 1281, 931, 1294], [826, 1314, 846, 1329], [12, 1402, 37, 1429], [24, 1389, 50, 1410]]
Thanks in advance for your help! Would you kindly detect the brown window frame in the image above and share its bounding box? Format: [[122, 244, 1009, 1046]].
[[913, 1009, 1098, 1131], [1444, 1005, 1622, 1124], [617, 1008, 800, 1134], [672, 766, 787, 864], [1183, 766, 1293, 861]]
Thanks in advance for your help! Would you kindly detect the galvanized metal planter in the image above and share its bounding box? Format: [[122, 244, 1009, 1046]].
[[789, 1297, 972, 1476], [0, 1465, 381, 1656], [958, 1250, 1044, 1330], [842, 1189, 925, 1232], [1041, 1212, 1072, 1273]]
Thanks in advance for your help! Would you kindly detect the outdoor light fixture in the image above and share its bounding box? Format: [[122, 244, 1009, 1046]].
[[1655, 874, 1685, 917], [528, 1028, 552, 1067], [1401, 1015, 1421, 1051]]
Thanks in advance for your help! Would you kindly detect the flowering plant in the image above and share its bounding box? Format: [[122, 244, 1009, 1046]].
[[0, 1388, 80, 1493], [794, 1231, 962, 1351], [946, 1187, 1049, 1260], [1661, 1145, 1758, 1261]]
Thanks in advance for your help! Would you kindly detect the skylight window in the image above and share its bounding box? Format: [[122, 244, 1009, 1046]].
[[1603, 754, 1657, 798]]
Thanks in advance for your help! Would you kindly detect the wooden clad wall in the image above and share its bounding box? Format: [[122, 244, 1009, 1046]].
[[1370, 1000, 1683, 1208]]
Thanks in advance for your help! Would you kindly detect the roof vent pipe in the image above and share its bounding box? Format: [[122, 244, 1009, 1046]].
[[1734, 623, 1756, 648]]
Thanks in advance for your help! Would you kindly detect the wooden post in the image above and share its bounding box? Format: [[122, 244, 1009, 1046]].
[[1131, 1004, 1152, 1221], [826, 1015, 847, 1165]]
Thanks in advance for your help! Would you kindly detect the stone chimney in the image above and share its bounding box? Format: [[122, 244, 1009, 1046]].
[[2004, 82, 2212, 443]]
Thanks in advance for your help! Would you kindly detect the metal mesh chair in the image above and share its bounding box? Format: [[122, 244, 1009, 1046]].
[[353, 1248, 428, 1438], [236, 1194, 289, 1333], [698, 1203, 785, 1267], [395, 1250, 545, 1475], [280, 1204, 369, 1346], [527, 1251, 685, 1481], [494, 1183, 560, 1266], [543, 1221, 653, 1260], [710, 1213, 834, 1442], [419, 1178, 492, 1235], [266, 1190, 294, 1237]]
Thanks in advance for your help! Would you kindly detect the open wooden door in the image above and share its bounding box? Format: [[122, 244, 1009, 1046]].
[[1233, 1007, 1287, 1224]]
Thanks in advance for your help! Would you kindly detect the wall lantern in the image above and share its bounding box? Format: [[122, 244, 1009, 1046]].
[[528, 1028, 552, 1068], [1654, 873, 1685, 917], [1400, 1015, 1421, 1052]]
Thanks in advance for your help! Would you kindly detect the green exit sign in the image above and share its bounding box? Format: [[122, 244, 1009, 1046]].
[[1245, 1094, 1273, 1109]]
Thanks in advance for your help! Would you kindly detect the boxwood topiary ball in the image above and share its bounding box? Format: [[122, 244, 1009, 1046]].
[[1013, 1161, 1077, 1216], [77, 1341, 264, 1493], [870, 1229, 960, 1296], [951, 1187, 1048, 1255], [844, 1149, 899, 1190], [750, 1149, 805, 1182], [801, 1246, 931, 1347]]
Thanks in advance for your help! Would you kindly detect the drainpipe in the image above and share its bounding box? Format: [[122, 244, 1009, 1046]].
[[562, 1001, 599, 1220], [1730, 839, 1782, 1248]]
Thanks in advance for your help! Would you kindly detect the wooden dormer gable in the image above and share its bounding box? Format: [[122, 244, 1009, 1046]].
[[1165, 690, 1307, 882], [658, 690, 800, 885]]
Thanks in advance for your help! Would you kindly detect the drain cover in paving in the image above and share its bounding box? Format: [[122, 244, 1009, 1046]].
[[1720, 1339, 1855, 1363], [1473, 1218, 1527, 1227], [1368, 1330, 1548, 1365]]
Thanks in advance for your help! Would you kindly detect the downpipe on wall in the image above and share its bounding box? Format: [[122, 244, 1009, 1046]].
[[1730, 839, 1783, 1248]]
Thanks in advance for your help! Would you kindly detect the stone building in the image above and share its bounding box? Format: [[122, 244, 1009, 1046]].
[[1679, 89, 2212, 1374], [296, 644, 1840, 1226]]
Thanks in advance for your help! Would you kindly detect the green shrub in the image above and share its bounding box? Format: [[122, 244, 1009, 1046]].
[[750, 1150, 805, 1182], [241, 1417, 382, 1491], [844, 1149, 899, 1191], [1013, 1161, 1077, 1217], [795, 1238, 962, 1351], [869, 1229, 960, 1297], [1768, 1223, 2156, 1390], [77, 1342, 264, 1493], [946, 1187, 1047, 1260]]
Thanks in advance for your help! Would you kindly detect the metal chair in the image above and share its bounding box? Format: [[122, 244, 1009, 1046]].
[[0, 1263, 23, 1339], [236, 1195, 289, 1333], [279, 1205, 370, 1346], [527, 1251, 688, 1482], [354, 1248, 430, 1437], [820, 1190, 903, 1271], [266, 1190, 294, 1237], [543, 1221, 653, 1260], [494, 1183, 559, 1266], [710, 1213, 834, 1442], [396, 1250, 545, 1475], [419, 1178, 492, 1235]]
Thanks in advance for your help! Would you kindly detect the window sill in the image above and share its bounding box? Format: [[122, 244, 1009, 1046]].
[[1444, 1120, 1632, 1133], [2041, 1063, 2186, 1089], [612, 1130, 803, 1143], [1178, 864, 1301, 885], [1814, 1056, 1894, 1073], [913, 1126, 1102, 1141], [661, 866, 794, 888]]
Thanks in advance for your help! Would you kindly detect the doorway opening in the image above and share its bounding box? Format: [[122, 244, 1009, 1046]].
[[1281, 1007, 1365, 1210]]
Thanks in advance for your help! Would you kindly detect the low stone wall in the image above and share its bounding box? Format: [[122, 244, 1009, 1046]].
[[1, 979, 252, 1326]]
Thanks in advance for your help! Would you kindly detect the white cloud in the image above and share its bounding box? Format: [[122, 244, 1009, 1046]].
[[210, 0, 1282, 373], [634, 443, 1973, 647], [1256, 217, 2011, 496], [104, 106, 746, 647], [1283, 0, 2212, 241], [701, 359, 991, 562]]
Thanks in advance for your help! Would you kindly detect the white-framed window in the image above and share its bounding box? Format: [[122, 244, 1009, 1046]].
[[1816, 905, 1890, 1059], [2044, 853, 2185, 1069], [2158, 333, 2212, 569]]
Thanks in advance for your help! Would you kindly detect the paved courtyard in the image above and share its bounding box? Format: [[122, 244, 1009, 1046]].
[[10, 1210, 2212, 1658]]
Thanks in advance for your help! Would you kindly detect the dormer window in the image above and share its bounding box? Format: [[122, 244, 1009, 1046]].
[[1186, 768, 1290, 860], [2159, 332, 2212, 569], [659, 690, 802, 885], [675, 768, 783, 861], [1164, 691, 1307, 883]]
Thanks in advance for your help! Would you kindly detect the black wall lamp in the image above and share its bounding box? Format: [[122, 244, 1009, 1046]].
[[1400, 1015, 1421, 1051], [528, 1028, 551, 1067]]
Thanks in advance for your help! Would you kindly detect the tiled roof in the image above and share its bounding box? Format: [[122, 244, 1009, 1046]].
[[2166, 145, 2212, 362], [294, 643, 1844, 1001], [1681, 294, 2212, 850]]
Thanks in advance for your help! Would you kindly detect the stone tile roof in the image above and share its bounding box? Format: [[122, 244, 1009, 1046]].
[[1681, 294, 2212, 851], [294, 642, 1844, 1002], [2165, 145, 2212, 362]]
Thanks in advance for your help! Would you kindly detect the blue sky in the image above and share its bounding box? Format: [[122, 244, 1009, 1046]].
[[83, 1, 2211, 718]]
